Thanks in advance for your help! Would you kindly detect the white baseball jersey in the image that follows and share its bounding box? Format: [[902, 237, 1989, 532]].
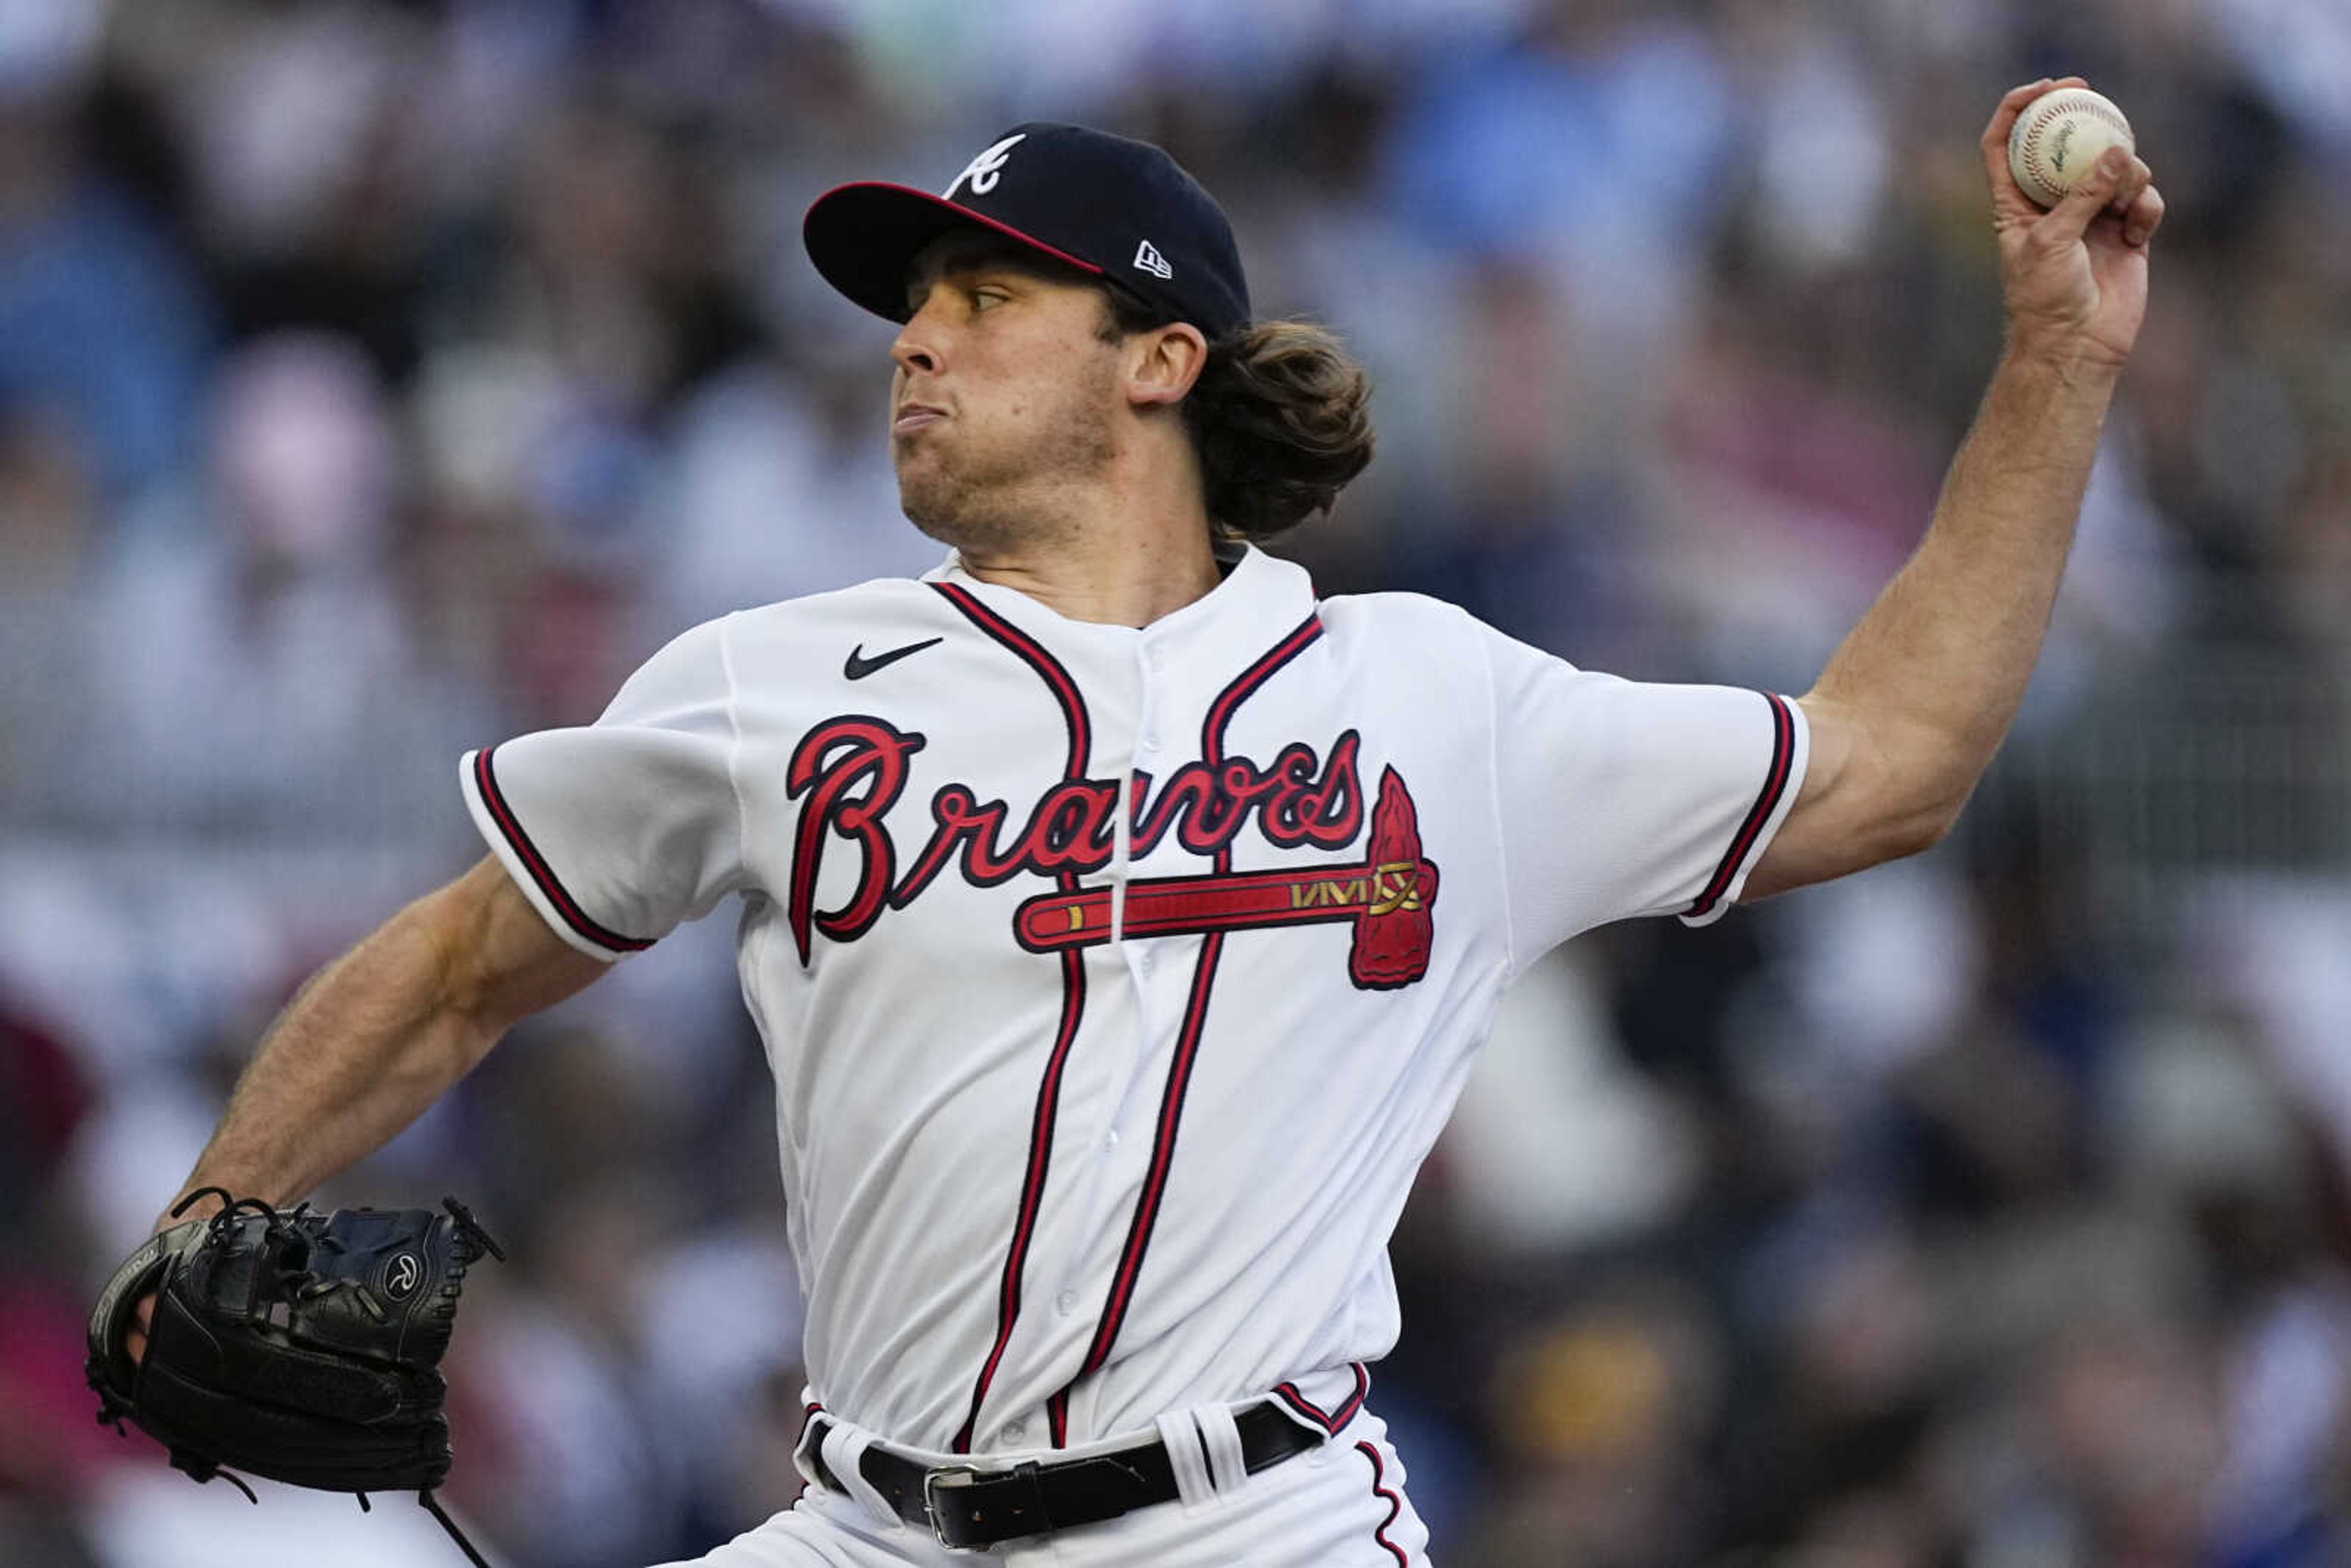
[[459, 544, 1806, 1461]]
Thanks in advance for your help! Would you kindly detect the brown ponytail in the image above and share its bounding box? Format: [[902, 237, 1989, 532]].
[[1102, 292, 1376, 539], [1182, 321, 1376, 539]]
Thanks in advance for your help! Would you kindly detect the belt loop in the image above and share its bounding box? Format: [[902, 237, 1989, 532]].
[[791, 1412, 829, 1491], [1153, 1410, 1217, 1512], [820, 1419, 902, 1532], [1195, 1403, 1250, 1496]]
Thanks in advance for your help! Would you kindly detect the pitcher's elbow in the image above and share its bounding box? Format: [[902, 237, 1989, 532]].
[[1880, 784, 1973, 863]]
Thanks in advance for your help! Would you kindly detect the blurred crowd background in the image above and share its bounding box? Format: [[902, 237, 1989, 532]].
[[2, 0, 2348, 1564]]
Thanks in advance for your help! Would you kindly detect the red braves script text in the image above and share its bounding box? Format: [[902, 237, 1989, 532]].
[[785, 716, 1369, 961]]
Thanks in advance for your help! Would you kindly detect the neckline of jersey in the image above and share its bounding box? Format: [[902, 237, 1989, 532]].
[[923, 542, 1315, 656]]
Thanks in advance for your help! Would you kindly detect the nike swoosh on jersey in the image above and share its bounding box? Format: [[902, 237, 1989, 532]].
[[844, 637, 945, 680]]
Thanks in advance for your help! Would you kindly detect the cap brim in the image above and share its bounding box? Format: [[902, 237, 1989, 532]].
[[803, 182, 1106, 323]]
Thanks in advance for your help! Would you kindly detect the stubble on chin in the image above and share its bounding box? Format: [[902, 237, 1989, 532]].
[[904, 500, 1030, 556], [894, 405, 1116, 558], [897, 447, 1028, 555]]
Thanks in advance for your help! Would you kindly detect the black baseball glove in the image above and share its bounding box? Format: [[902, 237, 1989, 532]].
[[86, 1188, 506, 1566]]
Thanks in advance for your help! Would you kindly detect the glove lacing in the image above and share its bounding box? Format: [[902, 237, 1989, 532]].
[[116, 1187, 501, 1568]]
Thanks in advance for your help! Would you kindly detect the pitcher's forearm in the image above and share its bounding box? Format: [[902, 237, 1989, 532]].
[[171, 859, 609, 1220], [1809, 347, 2118, 800], [175, 903, 501, 1212]]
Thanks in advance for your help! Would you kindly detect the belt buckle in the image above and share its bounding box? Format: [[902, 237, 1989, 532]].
[[923, 1459, 1051, 1548], [921, 1465, 981, 1548]]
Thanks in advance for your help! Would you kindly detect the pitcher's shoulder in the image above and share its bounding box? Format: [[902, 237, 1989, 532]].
[[1314, 589, 1497, 661], [719, 576, 961, 650]]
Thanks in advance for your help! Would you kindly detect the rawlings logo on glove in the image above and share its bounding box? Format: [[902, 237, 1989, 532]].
[[86, 1188, 505, 1566]]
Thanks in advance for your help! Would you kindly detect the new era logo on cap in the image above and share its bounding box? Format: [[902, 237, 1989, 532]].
[[803, 122, 1251, 340]]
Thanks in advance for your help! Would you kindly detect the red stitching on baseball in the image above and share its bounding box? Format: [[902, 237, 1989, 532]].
[[2017, 95, 2130, 204]]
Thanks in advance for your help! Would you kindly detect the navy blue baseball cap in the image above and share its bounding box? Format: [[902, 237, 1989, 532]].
[[803, 122, 1251, 340]]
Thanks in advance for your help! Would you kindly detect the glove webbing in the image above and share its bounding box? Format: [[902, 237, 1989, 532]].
[[96, 1188, 501, 1568]]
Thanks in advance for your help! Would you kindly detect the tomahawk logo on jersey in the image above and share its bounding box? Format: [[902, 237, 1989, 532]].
[[458, 544, 1805, 1463]]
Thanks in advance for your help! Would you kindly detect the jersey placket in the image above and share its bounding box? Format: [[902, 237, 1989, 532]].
[[1037, 609, 1330, 1445], [1119, 636, 1179, 992], [947, 613, 1168, 1455], [1028, 632, 1196, 1446]]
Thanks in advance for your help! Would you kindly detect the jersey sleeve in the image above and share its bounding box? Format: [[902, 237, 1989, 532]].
[[459, 617, 748, 962], [1479, 624, 1809, 968]]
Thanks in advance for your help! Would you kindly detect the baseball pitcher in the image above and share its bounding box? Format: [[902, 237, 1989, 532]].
[[107, 80, 2162, 1566]]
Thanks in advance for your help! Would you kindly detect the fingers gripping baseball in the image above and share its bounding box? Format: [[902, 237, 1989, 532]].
[[1981, 78, 2164, 369]]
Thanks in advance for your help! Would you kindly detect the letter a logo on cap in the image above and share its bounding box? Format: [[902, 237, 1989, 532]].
[[1133, 240, 1172, 279], [944, 133, 1026, 200]]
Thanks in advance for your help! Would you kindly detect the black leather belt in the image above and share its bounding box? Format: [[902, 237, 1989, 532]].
[[803, 1402, 1323, 1549]]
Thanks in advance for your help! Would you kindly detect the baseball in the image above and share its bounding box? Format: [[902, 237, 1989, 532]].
[[2007, 86, 2135, 208]]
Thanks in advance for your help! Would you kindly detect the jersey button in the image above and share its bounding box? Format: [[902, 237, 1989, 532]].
[[1103, 1128, 1120, 1152], [1003, 1420, 1027, 1443], [1056, 1289, 1079, 1315]]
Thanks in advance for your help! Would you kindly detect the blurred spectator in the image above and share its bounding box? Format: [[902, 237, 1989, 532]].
[[0, 10, 211, 506]]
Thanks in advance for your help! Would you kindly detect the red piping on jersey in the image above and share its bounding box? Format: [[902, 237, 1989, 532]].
[[934, 582, 1094, 1455], [956, 943, 1086, 1452], [1272, 1361, 1370, 1435], [472, 746, 654, 954], [1201, 617, 1327, 771], [1062, 613, 1327, 1398], [932, 584, 1090, 776], [1074, 924, 1224, 1373], [1684, 692, 1796, 921], [1356, 1441, 1411, 1566]]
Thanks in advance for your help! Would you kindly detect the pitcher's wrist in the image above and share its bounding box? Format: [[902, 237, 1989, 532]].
[[1998, 327, 2128, 386]]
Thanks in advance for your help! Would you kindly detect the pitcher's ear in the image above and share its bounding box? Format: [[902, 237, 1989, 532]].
[[1127, 321, 1208, 409]]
